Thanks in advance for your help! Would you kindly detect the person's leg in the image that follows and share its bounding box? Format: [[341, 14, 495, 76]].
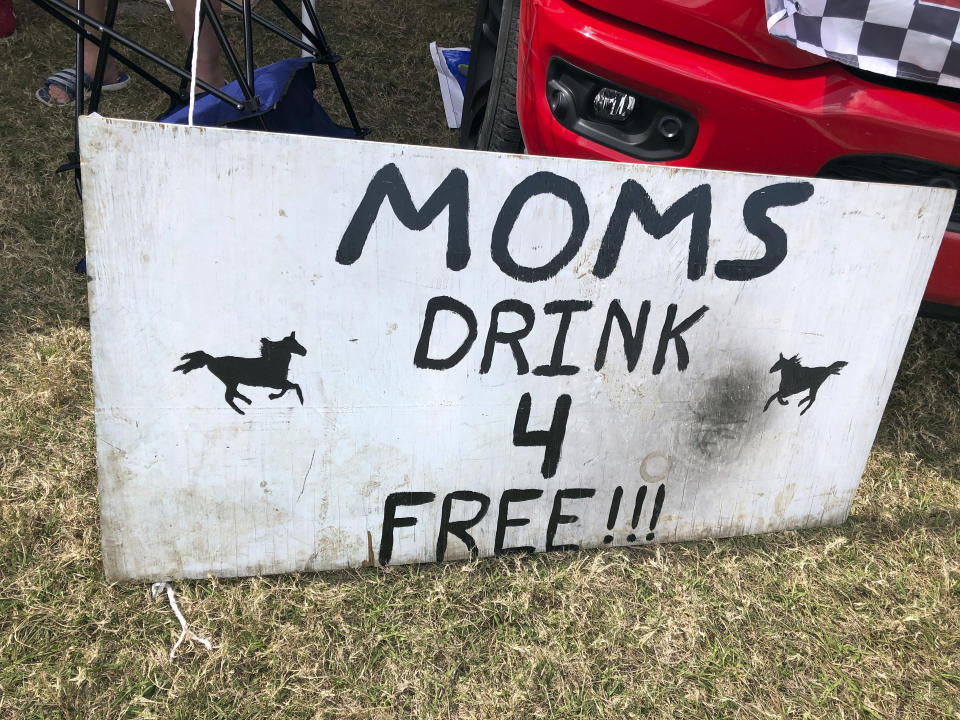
[[43, 0, 123, 105], [79, 0, 121, 80], [171, 0, 225, 90]]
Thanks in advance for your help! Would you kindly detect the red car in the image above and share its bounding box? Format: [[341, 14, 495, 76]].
[[460, 0, 960, 319]]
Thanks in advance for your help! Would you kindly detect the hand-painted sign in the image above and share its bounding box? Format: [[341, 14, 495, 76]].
[[79, 116, 953, 581]]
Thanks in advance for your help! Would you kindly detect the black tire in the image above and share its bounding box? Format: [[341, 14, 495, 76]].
[[459, 0, 524, 153]]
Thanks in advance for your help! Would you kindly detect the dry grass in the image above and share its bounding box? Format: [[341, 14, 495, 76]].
[[2, 1, 960, 717]]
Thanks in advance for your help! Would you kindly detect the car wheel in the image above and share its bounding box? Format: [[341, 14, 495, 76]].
[[459, 0, 524, 153]]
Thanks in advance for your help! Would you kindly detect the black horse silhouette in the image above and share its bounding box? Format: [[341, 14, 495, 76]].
[[764, 353, 847, 416], [173, 331, 307, 415]]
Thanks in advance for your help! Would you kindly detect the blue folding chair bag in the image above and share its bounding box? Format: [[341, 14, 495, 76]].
[[160, 57, 355, 138]]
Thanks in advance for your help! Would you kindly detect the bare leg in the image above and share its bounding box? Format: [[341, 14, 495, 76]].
[[171, 0, 226, 90], [46, 0, 122, 104]]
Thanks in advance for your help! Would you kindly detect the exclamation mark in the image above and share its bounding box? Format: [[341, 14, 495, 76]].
[[626, 486, 647, 542], [603, 486, 623, 544], [646, 484, 665, 541]]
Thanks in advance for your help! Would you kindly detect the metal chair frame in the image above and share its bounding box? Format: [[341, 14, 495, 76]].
[[29, 0, 366, 196]]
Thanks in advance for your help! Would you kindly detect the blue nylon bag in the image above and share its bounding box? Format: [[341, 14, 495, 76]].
[[160, 56, 355, 138]]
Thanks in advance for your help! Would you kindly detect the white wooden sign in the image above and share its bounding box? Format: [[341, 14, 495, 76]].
[[79, 116, 953, 582]]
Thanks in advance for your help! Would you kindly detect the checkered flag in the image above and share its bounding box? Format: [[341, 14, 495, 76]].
[[767, 0, 960, 88]]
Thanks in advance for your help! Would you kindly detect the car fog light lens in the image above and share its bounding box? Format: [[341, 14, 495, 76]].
[[593, 87, 636, 121], [658, 115, 683, 140], [549, 88, 570, 117]]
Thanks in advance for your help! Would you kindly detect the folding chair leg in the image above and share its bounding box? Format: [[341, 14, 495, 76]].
[[88, 0, 119, 112]]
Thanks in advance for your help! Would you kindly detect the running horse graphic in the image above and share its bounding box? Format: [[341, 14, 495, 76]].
[[764, 353, 847, 416], [173, 332, 307, 415]]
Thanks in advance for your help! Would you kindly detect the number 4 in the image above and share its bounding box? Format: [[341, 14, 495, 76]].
[[513, 393, 572, 479]]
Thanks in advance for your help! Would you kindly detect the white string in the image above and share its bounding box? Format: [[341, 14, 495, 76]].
[[151, 582, 212, 661], [187, 0, 202, 126]]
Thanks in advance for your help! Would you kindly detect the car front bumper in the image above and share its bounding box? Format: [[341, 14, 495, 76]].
[[516, 0, 960, 309]]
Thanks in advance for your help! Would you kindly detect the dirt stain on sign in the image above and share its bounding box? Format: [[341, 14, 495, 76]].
[[360, 531, 376, 567], [773, 483, 798, 522]]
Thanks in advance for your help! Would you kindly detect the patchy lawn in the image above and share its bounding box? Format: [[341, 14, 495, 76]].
[[1, 2, 959, 717]]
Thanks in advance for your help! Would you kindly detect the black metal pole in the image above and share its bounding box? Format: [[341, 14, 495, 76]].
[[220, 0, 318, 55], [266, 0, 319, 48], [298, 0, 333, 54], [199, 0, 259, 109], [299, 0, 363, 135], [243, 0, 255, 96], [178, 41, 193, 100], [73, 0, 84, 198], [88, 0, 119, 112]]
